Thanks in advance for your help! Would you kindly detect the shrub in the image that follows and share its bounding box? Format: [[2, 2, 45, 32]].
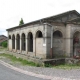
[[44, 63, 52, 67], [1, 41, 7, 47]]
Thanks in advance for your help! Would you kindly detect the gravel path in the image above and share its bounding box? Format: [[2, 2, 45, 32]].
[[0, 50, 80, 80], [17, 66, 80, 79], [0, 57, 80, 80]]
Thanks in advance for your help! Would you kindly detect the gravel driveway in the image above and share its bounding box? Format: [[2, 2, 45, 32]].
[[0, 49, 80, 80], [0, 57, 80, 80]]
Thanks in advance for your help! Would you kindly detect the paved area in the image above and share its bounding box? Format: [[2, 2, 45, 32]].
[[0, 61, 48, 80], [13, 65, 80, 80], [1, 60, 80, 80], [0, 50, 80, 80], [0, 57, 80, 80]]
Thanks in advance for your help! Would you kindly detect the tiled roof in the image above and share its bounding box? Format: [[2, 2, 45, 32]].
[[68, 17, 80, 22]]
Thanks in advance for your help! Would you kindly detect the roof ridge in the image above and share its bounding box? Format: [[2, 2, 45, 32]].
[[44, 10, 79, 20], [6, 10, 80, 31]]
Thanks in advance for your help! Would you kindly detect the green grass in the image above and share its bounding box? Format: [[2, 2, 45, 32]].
[[44, 62, 80, 69], [0, 47, 7, 51], [0, 53, 80, 69], [53, 64, 80, 69], [0, 53, 41, 67]]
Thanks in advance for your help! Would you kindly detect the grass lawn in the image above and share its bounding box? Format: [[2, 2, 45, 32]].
[[0, 53, 41, 67], [53, 64, 80, 69], [0, 47, 7, 51], [0, 53, 80, 69]]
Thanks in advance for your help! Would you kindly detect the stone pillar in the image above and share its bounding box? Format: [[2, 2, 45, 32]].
[[7, 33, 9, 51], [42, 23, 48, 58], [8, 39, 9, 51], [65, 24, 73, 57], [33, 36, 36, 56], [20, 38, 22, 52], [9, 39, 12, 51], [44, 23, 54, 58], [66, 38, 73, 57], [15, 38, 17, 52], [26, 38, 28, 54], [11, 39, 12, 51]]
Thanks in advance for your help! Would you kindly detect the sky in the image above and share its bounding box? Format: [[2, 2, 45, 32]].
[[0, 0, 80, 36]]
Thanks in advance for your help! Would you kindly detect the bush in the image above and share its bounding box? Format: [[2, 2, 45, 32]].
[[44, 63, 52, 67], [1, 41, 7, 48]]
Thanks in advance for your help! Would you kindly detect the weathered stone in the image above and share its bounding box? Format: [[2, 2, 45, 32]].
[[6, 10, 80, 61]]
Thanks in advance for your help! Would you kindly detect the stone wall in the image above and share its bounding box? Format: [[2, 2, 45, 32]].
[[7, 22, 80, 59], [67, 24, 80, 57], [8, 23, 47, 59], [46, 23, 66, 58]]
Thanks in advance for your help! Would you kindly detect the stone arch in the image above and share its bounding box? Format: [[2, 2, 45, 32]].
[[53, 30, 63, 57], [26, 31, 33, 38], [54, 28, 64, 36], [35, 30, 43, 55], [35, 29, 43, 38], [73, 31, 80, 57], [27, 32, 33, 52], [12, 34, 15, 49], [9, 35, 11, 39], [53, 30, 63, 38], [16, 34, 20, 50], [72, 30, 80, 38], [36, 30, 43, 38], [21, 33, 26, 51]]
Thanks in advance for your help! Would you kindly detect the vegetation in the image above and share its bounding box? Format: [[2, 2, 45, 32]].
[[0, 53, 41, 67], [1, 41, 7, 48], [0, 48, 80, 69], [53, 64, 80, 69], [43, 63, 80, 69], [19, 18, 24, 26], [44, 63, 53, 67]]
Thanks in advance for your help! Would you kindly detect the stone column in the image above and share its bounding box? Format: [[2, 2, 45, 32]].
[[43, 23, 53, 58], [42, 23, 48, 58], [7, 37, 10, 50], [9, 39, 12, 51], [66, 38, 73, 57], [20, 38, 22, 53], [65, 24, 73, 57], [25, 38, 28, 54], [11, 39, 12, 51], [15, 38, 17, 52], [26, 38, 28, 54], [33, 36, 36, 56]]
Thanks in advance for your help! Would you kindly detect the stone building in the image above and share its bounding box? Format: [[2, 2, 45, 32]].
[[6, 10, 80, 59]]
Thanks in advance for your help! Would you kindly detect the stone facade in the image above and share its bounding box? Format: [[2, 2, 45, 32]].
[[6, 10, 80, 59]]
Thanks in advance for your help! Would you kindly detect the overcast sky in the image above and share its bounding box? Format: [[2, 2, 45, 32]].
[[0, 0, 80, 36]]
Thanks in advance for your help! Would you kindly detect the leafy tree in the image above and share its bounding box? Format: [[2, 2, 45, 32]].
[[19, 18, 24, 26]]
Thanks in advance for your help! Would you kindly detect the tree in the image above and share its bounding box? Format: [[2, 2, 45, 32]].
[[19, 18, 24, 26]]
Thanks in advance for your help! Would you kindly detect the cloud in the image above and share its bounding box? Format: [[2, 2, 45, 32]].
[[0, 29, 7, 36], [0, 0, 80, 36]]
